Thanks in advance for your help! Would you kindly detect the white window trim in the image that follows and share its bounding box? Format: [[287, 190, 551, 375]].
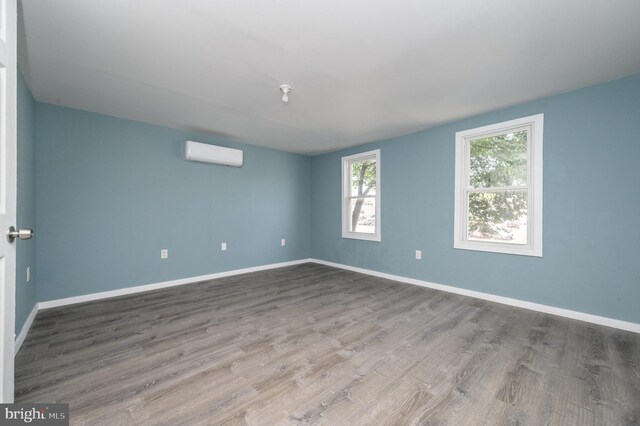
[[342, 149, 381, 242], [454, 114, 543, 257]]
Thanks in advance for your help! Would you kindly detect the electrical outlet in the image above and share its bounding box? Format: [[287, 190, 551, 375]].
[[221, 242, 227, 251], [415, 250, 422, 260], [26, 266, 31, 282], [281, 239, 286, 247], [161, 249, 168, 259]]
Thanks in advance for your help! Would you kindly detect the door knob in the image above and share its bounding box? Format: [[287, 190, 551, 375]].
[[6, 226, 33, 243]]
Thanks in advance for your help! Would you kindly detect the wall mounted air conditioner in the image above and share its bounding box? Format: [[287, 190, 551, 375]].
[[185, 141, 243, 167]]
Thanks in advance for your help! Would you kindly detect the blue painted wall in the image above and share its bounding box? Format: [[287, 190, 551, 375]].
[[311, 74, 640, 324], [30, 73, 640, 324], [35, 104, 311, 301], [16, 70, 37, 333]]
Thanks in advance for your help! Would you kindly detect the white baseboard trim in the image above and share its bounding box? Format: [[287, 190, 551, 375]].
[[14, 304, 39, 355], [38, 259, 311, 310], [309, 259, 640, 334]]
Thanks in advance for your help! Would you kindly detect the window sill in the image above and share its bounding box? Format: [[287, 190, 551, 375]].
[[342, 232, 381, 242], [454, 241, 542, 257]]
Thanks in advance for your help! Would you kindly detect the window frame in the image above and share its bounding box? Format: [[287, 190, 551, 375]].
[[454, 114, 543, 257], [342, 149, 381, 242]]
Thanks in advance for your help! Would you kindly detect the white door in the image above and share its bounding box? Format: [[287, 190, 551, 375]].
[[0, 0, 17, 403]]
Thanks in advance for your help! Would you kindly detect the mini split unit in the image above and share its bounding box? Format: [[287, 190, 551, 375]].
[[184, 141, 243, 167]]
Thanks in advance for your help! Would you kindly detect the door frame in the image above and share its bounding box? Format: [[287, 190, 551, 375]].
[[0, 0, 17, 403]]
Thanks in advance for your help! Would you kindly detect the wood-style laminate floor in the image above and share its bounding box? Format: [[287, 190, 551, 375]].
[[15, 263, 640, 425]]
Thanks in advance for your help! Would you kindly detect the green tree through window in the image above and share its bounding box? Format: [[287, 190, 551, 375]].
[[468, 131, 528, 242], [350, 160, 376, 232]]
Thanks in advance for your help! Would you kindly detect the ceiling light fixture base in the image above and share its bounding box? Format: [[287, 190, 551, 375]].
[[279, 84, 292, 103]]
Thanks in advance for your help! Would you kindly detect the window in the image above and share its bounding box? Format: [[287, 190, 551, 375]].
[[342, 149, 381, 241], [454, 114, 543, 256]]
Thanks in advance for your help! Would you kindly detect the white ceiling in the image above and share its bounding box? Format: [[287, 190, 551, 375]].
[[18, 0, 640, 155]]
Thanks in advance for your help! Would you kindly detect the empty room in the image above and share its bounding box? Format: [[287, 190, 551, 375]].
[[1, 0, 639, 424]]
